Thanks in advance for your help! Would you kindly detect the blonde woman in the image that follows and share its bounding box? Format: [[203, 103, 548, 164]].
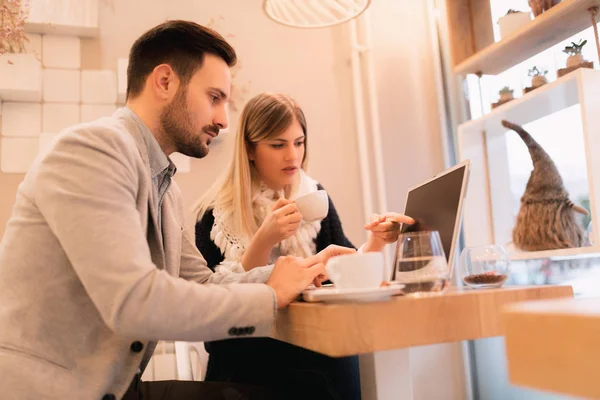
[[194, 93, 413, 400]]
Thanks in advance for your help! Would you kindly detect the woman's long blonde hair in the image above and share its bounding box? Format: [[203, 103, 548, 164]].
[[193, 92, 308, 240]]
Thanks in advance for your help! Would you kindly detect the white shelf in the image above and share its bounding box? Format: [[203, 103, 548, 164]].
[[459, 67, 582, 131], [509, 246, 600, 261], [454, 0, 600, 75], [457, 68, 600, 261], [24, 21, 99, 38], [24, 0, 99, 38]]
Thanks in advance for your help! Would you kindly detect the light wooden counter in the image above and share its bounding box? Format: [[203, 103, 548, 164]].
[[504, 296, 600, 399], [275, 285, 573, 357]]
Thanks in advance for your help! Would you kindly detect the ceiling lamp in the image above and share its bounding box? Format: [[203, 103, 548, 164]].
[[263, 0, 371, 29]]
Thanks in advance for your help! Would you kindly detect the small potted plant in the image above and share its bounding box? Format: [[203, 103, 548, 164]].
[[498, 9, 531, 39], [493, 86, 515, 108], [563, 39, 587, 68], [528, 66, 548, 88], [499, 86, 514, 102]]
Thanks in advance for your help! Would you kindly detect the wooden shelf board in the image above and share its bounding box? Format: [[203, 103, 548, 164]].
[[504, 296, 600, 399], [454, 0, 600, 76]]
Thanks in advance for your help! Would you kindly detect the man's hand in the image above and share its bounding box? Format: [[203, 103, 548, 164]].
[[307, 245, 356, 287], [312, 244, 357, 265], [266, 256, 326, 308]]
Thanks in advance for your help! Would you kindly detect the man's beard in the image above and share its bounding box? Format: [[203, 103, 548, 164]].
[[159, 89, 218, 159]]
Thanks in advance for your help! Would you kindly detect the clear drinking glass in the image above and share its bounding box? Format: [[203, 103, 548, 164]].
[[393, 231, 451, 296], [459, 245, 511, 289]]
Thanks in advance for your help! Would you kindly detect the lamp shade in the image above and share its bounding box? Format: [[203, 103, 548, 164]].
[[263, 0, 371, 28]]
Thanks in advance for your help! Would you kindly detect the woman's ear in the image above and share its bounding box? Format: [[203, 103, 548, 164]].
[[247, 144, 255, 161]]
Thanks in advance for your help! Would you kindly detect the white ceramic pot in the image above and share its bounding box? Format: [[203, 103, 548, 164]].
[[498, 12, 532, 39]]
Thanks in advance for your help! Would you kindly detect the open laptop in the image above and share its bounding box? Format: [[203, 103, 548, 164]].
[[302, 160, 470, 302], [391, 159, 471, 281]]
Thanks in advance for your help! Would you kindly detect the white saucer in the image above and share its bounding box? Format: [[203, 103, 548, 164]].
[[302, 285, 405, 303]]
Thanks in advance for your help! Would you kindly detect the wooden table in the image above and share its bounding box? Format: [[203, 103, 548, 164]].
[[274, 285, 573, 400], [504, 296, 600, 400]]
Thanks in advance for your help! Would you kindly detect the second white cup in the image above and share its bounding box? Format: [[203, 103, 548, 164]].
[[326, 252, 385, 290]]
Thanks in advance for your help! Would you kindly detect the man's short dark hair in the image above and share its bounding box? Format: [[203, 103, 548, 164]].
[[126, 20, 237, 100]]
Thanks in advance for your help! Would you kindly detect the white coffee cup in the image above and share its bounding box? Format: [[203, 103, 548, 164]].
[[294, 190, 329, 222], [326, 252, 385, 290]]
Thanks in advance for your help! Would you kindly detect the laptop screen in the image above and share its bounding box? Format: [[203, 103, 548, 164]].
[[392, 163, 468, 280]]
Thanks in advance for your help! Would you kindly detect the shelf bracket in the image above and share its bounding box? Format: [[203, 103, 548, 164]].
[[481, 129, 496, 245], [589, 6, 600, 64]]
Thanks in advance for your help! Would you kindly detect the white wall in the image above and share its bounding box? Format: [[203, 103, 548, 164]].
[[368, 1, 468, 399]]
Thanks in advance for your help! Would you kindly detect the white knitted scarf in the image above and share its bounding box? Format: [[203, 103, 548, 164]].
[[210, 170, 322, 273]]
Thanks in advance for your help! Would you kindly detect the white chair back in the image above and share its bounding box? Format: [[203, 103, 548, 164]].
[[141, 341, 209, 382]]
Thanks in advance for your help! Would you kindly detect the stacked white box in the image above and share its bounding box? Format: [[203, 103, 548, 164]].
[[38, 133, 58, 158], [80, 105, 117, 123], [26, 0, 99, 34], [117, 58, 128, 103], [0, 54, 42, 101], [49, 0, 99, 29], [43, 69, 81, 103], [25, 34, 43, 58], [1, 138, 40, 173], [170, 152, 191, 173], [42, 35, 81, 69], [1, 103, 42, 137], [0, 1, 107, 173], [26, 0, 46, 24], [43, 103, 80, 133], [81, 70, 117, 104]]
